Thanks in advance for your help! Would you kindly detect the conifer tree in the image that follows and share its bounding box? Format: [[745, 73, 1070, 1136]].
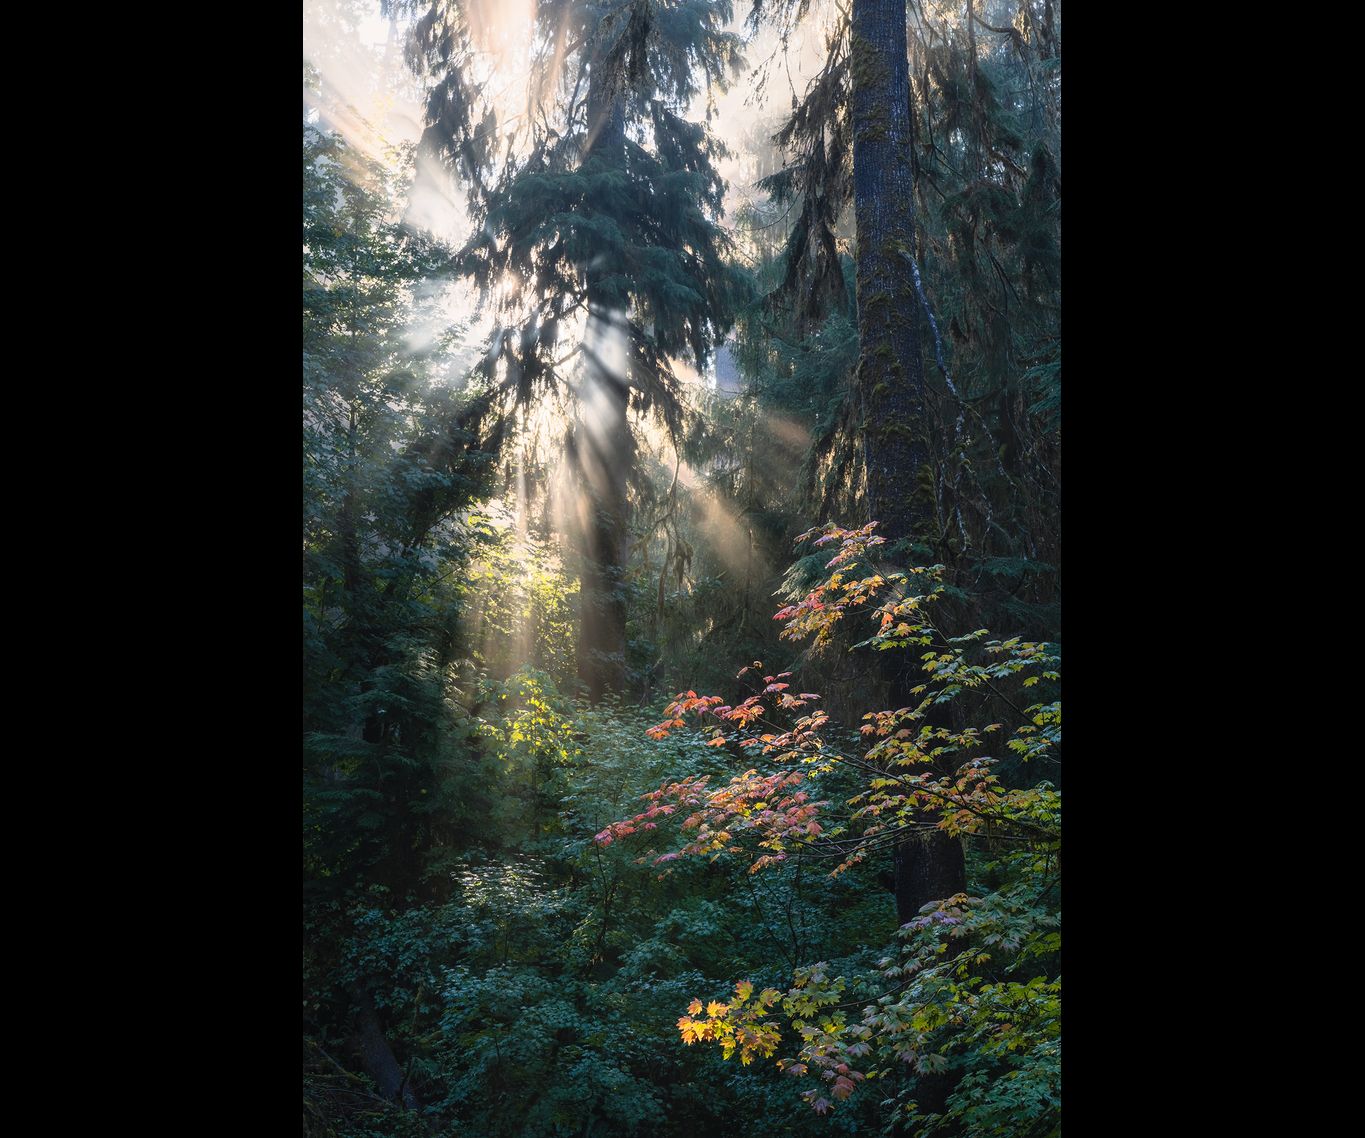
[[746, 0, 965, 931], [737, 2, 1059, 1123], [303, 78, 511, 1109], [747, 0, 1061, 915], [393, 0, 750, 700], [749, 0, 1060, 620]]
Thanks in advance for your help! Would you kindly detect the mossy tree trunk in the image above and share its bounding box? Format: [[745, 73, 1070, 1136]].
[[851, 0, 930, 550], [851, 2, 967, 1124]]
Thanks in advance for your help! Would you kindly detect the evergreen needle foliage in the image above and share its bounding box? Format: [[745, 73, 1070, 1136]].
[[303, 3, 1060, 1134]]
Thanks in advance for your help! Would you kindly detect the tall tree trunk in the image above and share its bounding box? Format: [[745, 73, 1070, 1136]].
[[575, 71, 632, 702], [850, 1, 966, 1118], [350, 988, 421, 1112], [851, 0, 931, 549], [892, 824, 966, 924], [574, 334, 631, 702]]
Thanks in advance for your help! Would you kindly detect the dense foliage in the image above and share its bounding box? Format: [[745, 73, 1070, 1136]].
[[601, 523, 1058, 1132], [304, 2, 1060, 1135]]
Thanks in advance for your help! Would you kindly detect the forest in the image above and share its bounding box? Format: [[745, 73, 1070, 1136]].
[[303, 0, 1060, 1133]]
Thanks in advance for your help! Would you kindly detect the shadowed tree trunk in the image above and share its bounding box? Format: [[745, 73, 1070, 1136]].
[[351, 988, 421, 1111], [850, 0, 965, 1119], [850, 0, 965, 923], [852, 0, 930, 550], [574, 68, 632, 702]]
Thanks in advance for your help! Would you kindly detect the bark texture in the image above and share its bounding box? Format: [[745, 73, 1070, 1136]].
[[850, 6, 967, 1125], [852, 0, 930, 545]]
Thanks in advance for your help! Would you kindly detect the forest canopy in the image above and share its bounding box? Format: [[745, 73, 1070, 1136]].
[[303, 1, 1060, 1134]]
